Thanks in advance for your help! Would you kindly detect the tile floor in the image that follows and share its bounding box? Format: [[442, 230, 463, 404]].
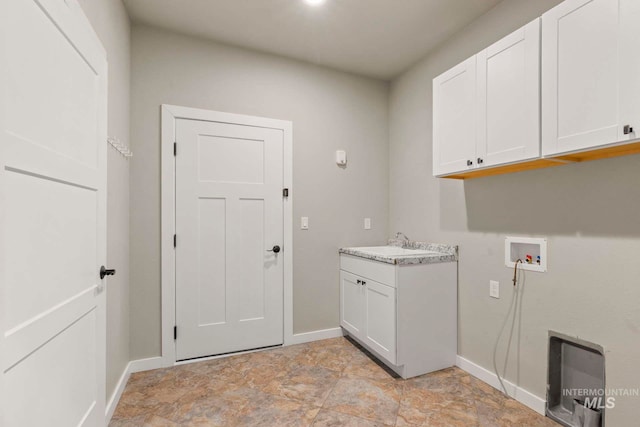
[[110, 337, 559, 426]]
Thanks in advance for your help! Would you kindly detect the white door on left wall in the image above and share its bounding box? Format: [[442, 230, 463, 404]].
[[1, 0, 107, 426]]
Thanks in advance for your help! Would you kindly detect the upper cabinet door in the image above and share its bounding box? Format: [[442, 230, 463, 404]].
[[542, 0, 620, 156], [476, 19, 541, 167], [618, 0, 640, 142], [433, 57, 477, 176]]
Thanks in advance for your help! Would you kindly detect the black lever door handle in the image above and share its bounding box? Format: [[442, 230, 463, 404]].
[[267, 245, 281, 254], [100, 266, 116, 280]]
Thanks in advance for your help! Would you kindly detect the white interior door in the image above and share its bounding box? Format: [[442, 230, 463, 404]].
[[433, 56, 477, 176], [1, 0, 107, 426], [542, 0, 620, 155], [476, 18, 540, 167], [175, 118, 284, 361]]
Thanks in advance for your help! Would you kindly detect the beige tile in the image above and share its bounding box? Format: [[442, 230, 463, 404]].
[[404, 367, 473, 396], [307, 337, 354, 350], [156, 387, 252, 426], [142, 415, 180, 426], [477, 398, 559, 427], [233, 389, 320, 427], [323, 377, 401, 425], [263, 364, 341, 406], [312, 409, 391, 427], [397, 386, 476, 427], [111, 339, 557, 427], [109, 413, 178, 427], [342, 350, 398, 381]]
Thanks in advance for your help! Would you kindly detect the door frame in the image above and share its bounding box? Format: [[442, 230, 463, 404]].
[[160, 104, 293, 367]]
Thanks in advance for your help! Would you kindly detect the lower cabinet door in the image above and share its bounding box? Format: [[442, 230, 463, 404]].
[[363, 279, 397, 365], [340, 270, 364, 338]]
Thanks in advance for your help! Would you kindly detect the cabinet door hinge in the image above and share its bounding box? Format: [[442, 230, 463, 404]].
[[174, 142, 177, 156], [174, 326, 177, 340], [173, 234, 177, 248], [283, 188, 289, 198]]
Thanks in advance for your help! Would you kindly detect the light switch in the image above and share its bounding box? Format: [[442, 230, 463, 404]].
[[364, 218, 371, 230], [490, 280, 500, 299], [301, 217, 309, 230]]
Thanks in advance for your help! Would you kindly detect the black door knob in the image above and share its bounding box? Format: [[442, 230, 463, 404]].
[[267, 245, 281, 254], [467, 160, 473, 166], [477, 157, 484, 164], [100, 266, 116, 279]]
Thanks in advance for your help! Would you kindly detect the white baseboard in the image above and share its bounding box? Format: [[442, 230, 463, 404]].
[[105, 356, 164, 423], [456, 355, 546, 415], [286, 327, 344, 346], [129, 356, 163, 373], [105, 364, 130, 422]]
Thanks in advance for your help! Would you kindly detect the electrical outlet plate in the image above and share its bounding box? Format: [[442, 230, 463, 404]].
[[364, 218, 371, 230], [301, 217, 309, 230], [490, 280, 500, 299]]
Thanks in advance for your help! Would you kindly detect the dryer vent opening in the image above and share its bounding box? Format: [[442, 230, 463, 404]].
[[546, 331, 605, 427]]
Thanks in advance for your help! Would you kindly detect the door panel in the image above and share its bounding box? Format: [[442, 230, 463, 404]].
[[5, 172, 97, 329], [1, 0, 107, 425], [237, 198, 266, 321], [364, 280, 396, 365], [619, 0, 640, 141], [196, 198, 227, 326], [7, 0, 99, 168], [542, 0, 620, 155], [340, 271, 364, 337], [477, 19, 540, 166], [176, 119, 284, 360], [5, 310, 98, 427], [433, 56, 477, 175]]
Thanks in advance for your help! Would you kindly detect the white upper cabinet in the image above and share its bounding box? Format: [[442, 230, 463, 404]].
[[433, 19, 541, 176], [617, 0, 640, 144], [542, 0, 640, 156], [476, 19, 541, 167], [433, 57, 477, 176]]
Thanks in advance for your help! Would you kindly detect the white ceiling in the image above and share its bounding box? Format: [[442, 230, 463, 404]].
[[123, 0, 502, 80]]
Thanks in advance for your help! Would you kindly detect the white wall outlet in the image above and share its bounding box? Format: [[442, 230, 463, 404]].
[[364, 218, 371, 230], [490, 280, 500, 299], [301, 217, 309, 230]]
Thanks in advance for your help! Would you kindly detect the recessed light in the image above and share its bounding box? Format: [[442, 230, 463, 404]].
[[304, 0, 325, 6]]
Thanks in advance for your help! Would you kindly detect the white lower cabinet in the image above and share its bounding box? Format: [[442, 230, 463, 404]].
[[340, 270, 397, 364], [339, 254, 457, 379], [363, 279, 397, 364], [340, 271, 365, 337]]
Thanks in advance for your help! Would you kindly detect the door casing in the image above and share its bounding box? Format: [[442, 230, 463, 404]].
[[160, 104, 293, 367]]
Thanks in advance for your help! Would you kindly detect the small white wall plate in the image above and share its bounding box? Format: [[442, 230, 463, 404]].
[[505, 236, 547, 272]]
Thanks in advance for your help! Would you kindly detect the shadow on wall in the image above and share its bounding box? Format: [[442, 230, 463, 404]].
[[440, 154, 640, 237]]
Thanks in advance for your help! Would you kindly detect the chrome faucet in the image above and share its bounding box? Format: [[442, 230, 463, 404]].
[[395, 232, 410, 244]]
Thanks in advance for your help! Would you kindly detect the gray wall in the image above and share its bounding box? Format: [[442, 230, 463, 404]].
[[389, 0, 640, 424], [77, 0, 131, 403], [129, 25, 389, 359]]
